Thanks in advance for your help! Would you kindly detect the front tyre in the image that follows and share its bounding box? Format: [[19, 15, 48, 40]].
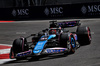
[[60, 33, 76, 54], [12, 38, 29, 60]]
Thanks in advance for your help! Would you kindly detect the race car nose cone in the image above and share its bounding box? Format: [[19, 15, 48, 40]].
[[33, 50, 42, 54]]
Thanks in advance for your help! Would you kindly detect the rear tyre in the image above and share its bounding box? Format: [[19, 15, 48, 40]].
[[76, 26, 91, 45]]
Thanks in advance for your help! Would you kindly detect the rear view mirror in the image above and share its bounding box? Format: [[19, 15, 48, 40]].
[[42, 30, 46, 32]]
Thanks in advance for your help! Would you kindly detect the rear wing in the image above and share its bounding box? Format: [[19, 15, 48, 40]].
[[49, 20, 81, 28]]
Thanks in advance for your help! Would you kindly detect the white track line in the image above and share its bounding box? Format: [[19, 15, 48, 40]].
[[0, 44, 15, 64], [1, 18, 100, 23], [0, 59, 16, 64], [0, 44, 11, 54], [0, 44, 12, 47], [0, 49, 10, 54]]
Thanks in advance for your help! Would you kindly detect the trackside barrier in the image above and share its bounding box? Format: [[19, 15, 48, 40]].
[[0, 2, 100, 20]]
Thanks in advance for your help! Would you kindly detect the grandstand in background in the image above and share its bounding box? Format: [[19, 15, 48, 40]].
[[0, 0, 100, 8]]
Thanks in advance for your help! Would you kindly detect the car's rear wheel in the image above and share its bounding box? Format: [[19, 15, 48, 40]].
[[76, 26, 91, 45]]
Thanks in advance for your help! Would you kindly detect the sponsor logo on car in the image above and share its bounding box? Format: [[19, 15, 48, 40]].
[[45, 49, 66, 53], [40, 37, 47, 41], [16, 50, 32, 57]]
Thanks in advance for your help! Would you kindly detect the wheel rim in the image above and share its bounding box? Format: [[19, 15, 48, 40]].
[[67, 41, 71, 52], [87, 27, 91, 41], [69, 33, 75, 53], [70, 44, 75, 53], [11, 51, 14, 59], [10, 48, 14, 59]]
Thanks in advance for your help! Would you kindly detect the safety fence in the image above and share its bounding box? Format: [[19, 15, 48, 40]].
[[0, 2, 100, 20]]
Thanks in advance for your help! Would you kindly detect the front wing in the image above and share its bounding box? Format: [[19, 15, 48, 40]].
[[15, 48, 68, 58]]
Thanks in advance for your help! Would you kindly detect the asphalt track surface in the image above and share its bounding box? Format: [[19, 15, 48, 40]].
[[0, 19, 100, 66]]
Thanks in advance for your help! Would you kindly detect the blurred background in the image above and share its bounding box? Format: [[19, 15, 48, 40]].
[[0, 0, 100, 8]]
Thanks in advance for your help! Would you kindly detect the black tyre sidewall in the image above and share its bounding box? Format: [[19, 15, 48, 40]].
[[60, 33, 76, 53], [13, 38, 28, 54], [13, 38, 23, 54], [60, 33, 69, 47], [77, 26, 91, 45]]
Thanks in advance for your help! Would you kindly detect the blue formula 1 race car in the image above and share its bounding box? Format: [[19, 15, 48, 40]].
[[9, 20, 92, 60]]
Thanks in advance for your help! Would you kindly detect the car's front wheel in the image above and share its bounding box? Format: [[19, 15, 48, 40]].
[[12, 38, 29, 60], [59, 33, 76, 54]]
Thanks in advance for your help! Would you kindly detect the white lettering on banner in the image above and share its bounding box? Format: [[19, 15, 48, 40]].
[[81, 5, 100, 15], [50, 7, 63, 14], [17, 9, 29, 15], [12, 9, 29, 16], [44, 7, 63, 16], [88, 5, 100, 12]]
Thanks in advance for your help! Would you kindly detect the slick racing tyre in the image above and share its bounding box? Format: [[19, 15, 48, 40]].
[[12, 38, 29, 56], [60, 33, 69, 47], [60, 33, 76, 54], [76, 26, 91, 45]]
